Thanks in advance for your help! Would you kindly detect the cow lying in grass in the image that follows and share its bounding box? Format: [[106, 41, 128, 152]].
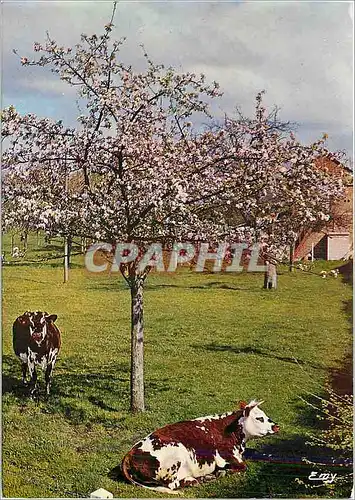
[[122, 400, 279, 494], [13, 311, 61, 396]]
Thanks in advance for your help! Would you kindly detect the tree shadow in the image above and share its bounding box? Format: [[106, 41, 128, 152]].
[[14, 276, 55, 285], [4, 261, 82, 269], [2, 372, 27, 396], [329, 351, 353, 396], [189, 281, 247, 291], [86, 282, 129, 292], [191, 343, 327, 371], [35, 244, 65, 252], [51, 368, 172, 425], [145, 281, 251, 291], [328, 298, 353, 395], [3, 354, 172, 425], [3, 354, 129, 422], [2, 355, 27, 396], [87, 281, 252, 292]]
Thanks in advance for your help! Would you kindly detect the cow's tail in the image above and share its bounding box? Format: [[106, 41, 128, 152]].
[[121, 452, 180, 495]]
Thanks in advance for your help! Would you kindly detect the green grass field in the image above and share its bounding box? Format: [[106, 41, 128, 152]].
[[2, 234, 353, 498]]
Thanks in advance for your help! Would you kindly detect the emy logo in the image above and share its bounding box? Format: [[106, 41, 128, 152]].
[[308, 471, 337, 484]]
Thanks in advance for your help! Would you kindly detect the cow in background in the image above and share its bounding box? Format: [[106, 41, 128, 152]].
[[13, 311, 61, 396], [122, 400, 279, 494]]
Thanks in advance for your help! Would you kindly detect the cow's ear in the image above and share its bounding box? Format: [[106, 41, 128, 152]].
[[238, 400, 251, 416], [239, 400, 248, 410], [244, 400, 260, 417], [46, 314, 57, 323], [18, 315, 29, 326], [247, 400, 260, 409], [18, 311, 32, 325]]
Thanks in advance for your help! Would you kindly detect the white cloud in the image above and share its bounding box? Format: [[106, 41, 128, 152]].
[[1, 0, 353, 154]]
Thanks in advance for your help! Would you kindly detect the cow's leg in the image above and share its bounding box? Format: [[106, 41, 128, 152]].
[[21, 363, 28, 385], [179, 477, 200, 488], [173, 460, 203, 489], [45, 362, 55, 395], [28, 360, 38, 396], [200, 474, 217, 483]]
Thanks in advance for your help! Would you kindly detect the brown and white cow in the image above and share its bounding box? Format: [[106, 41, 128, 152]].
[[122, 400, 279, 494], [13, 311, 61, 396]]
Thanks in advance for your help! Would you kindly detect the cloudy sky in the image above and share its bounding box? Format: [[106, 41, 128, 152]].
[[1, 0, 353, 156]]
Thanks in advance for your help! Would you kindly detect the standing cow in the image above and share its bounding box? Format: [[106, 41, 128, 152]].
[[13, 311, 61, 396], [122, 400, 279, 494]]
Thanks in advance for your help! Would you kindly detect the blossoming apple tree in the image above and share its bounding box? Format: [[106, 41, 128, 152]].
[[211, 92, 346, 285]]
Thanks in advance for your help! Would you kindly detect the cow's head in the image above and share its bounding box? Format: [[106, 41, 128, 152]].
[[239, 400, 279, 441], [20, 311, 57, 343]]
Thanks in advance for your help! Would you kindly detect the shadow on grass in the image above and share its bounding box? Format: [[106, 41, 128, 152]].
[[2, 354, 172, 426], [192, 343, 328, 371], [4, 261, 83, 269], [87, 282, 129, 292], [15, 276, 56, 285], [86, 281, 253, 293], [2, 373, 27, 396], [2, 354, 129, 422], [2, 355, 28, 396], [329, 351, 353, 396], [147, 280, 256, 291], [34, 244, 66, 252], [329, 298, 353, 395], [190, 282, 247, 291]]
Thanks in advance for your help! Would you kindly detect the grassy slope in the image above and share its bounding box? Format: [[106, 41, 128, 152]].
[[2, 236, 352, 498]]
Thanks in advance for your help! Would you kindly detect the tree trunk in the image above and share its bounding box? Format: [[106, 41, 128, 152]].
[[63, 237, 69, 283], [67, 236, 72, 268], [130, 278, 145, 412], [11, 233, 15, 254], [289, 243, 295, 272], [22, 231, 28, 254], [81, 237, 87, 254], [263, 261, 277, 289]]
